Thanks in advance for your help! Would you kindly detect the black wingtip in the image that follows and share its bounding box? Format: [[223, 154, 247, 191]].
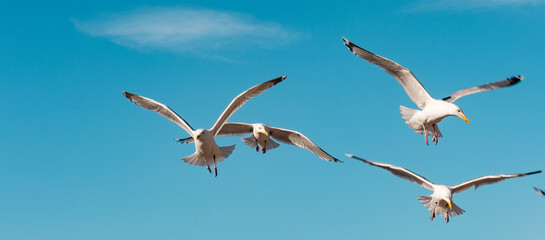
[[121, 91, 133, 98], [507, 75, 524, 86], [270, 75, 287, 86], [526, 170, 543, 176], [345, 153, 369, 163], [342, 37, 352, 48]]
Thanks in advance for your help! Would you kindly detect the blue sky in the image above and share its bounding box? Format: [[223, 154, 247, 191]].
[[2, 0, 545, 239]]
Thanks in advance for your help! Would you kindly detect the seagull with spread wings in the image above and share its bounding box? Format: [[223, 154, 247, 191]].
[[122, 76, 286, 176], [343, 38, 522, 145], [176, 123, 339, 162], [346, 153, 542, 223]]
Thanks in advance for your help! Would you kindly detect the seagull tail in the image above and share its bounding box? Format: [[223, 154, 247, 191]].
[[400, 106, 430, 135], [182, 153, 206, 166], [400, 105, 419, 123], [417, 195, 434, 212], [265, 138, 280, 151], [241, 136, 258, 148], [449, 202, 465, 217], [219, 144, 236, 160]]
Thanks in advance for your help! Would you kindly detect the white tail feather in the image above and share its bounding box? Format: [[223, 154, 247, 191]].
[[400, 105, 418, 124], [182, 153, 205, 166], [400, 106, 438, 136]]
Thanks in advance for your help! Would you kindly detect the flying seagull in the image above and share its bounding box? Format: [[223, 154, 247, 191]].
[[346, 153, 542, 223], [343, 38, 523, 145], [122, 75, 286, 176], [176, 122, 339, 162], [533, 187, 545, 196]]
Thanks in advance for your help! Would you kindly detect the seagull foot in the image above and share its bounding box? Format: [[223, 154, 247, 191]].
[[263, 148, 266, 154], [430, 211, 435, 221], [256, 146, 259, 152], [425, 137, 429, 146], [206, 165, 212, 174], [214, 165, 217, 177], [445, 215, 449, 223], [432, 136, 438, 145]]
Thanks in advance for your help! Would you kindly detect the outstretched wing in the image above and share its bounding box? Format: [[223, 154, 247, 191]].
[[176, 122, 254, 143], [268, 126, 339, 162], [451, 170, 542, 194], [122, 91, 195, 137], [442, 75, 523, 103], [210, 76, 286, 136], [346, 154, 435, 191], [343, 38, 433, 109]]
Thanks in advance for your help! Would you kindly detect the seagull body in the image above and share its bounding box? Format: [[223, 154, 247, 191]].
[[343, 38, 523, 145], [346, 153, 542, 222], [122, 76, 286, 176], [177, 122, 338, 162]]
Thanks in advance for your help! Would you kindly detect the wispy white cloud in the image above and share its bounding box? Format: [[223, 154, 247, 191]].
[[74, 7, 298, 54], [408, 0, 545, 11]]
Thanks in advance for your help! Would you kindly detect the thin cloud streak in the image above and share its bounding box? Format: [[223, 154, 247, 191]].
[[408, 0, 545, 11], [74, 7, 298, 53]]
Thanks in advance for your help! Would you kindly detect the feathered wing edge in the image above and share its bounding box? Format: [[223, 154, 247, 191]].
[[442, 75, 523, 103], [122, 91, 195, 137], [451, 170, 543, 194], [269, 126, 339, 162], [210, 76, 286, 136]]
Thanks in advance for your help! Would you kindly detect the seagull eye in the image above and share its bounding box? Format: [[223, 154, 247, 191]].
[[457, 109, 461, 112]]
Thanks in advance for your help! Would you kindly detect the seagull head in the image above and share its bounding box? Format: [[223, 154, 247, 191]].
[[445, 102, 469, 123], [254, 123, 269, 136], [442, 197, 453, 210], [194, 129, 207, 140]]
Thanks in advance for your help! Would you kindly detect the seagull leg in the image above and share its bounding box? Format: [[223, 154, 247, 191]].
[[256, 146, 259, 152], [445, 204, 450, 223], [213, 156, 217, 177], [422, 123, 429, 145], [203, 158, 212, 174], [430, 203, 436, 221], [432, 124, 439, 145]]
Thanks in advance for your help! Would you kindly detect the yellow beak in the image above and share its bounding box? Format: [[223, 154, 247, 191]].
[[459, 114, 469, 123], [263, 130, 269, 136], [447, 201, 452, 210]]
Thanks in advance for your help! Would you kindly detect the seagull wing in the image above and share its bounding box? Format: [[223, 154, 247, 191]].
[[210, 76, 286, 136], [268, 126, 338, 162], [122, 91, 195, 137], [450, 170, 542, 194], [175, 122, 253, 144], [533, 187, 545, 196], [442, 75, 523, 103], [343, 38, 433, 109], [213, 122, 255, 136], [346, 154, 435, 191]]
